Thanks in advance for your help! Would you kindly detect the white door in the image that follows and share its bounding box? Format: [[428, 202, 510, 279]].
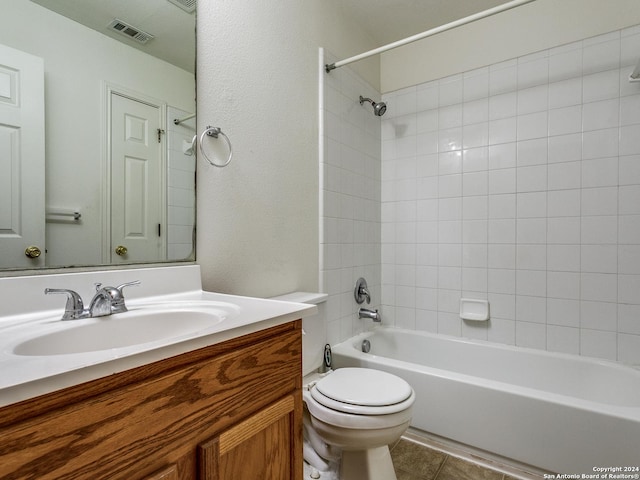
[[0, 44, 45, 268], [110, 93, 164, 263]]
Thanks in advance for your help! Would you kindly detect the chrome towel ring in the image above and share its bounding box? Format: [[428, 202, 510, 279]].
[[199, 126, 233, 168]]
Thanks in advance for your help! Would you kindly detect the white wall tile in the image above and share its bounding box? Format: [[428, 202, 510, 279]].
[[489, 92, 517, 120], [618, 334, 640, 365], [517, 192, 547, 219], [620, 124, 640, 155], [582, 99, 619, 131], [548, 105, 582, 136], [547, 325, 579, 354], [547, 244, 580, 272], [582, 128, 619, 159], [548, 161, 581, 190], [518, 85, 548, 115], [618, 214, 640, 243], [548, 77, 582, 108], [548, 133, 582, 164], [439, 74, 463, 107], [548, 189, 581, 217], [464, 67, 489, 102], [489, 61, 517, 95], [549, 46, 582, 83], [378, 24, 640, 364], [580, 329, 617, 360], [547, 298, 580, 327], [547, 217, 580, 244], [489, 117, 517, 145], [516, 321, 546, 350], [488, 268, 516, 294], [489, 168, 516, 194], [581, 245, 618, 273], [583, 35, 620, 75], [517, 138, 548, 167], [619, 304, 640, 334], [439, 104, 462, 129], [517, 165, 547, 192], [547, 271, 580, 299], [517, 111, 548, 140], [581, 187, 618, 216], [580, 300, 617, 331], [488, 193, 516, 218], [583, 70, 620, 102], [581, 273, 617, 302], [582, 216, 618, 244], [463, 98, 489, 125]]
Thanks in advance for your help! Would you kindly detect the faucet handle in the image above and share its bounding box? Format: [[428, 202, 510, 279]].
[[110, 280, 141, 313], [354, 277, 371, 305], [116, 280, 141, 294], [44, 288, 85, 320]]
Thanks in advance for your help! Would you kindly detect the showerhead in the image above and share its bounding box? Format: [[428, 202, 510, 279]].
[[359, 95, 387, 117]]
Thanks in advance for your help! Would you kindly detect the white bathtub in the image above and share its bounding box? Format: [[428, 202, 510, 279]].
[[331, 327, 640, 474]]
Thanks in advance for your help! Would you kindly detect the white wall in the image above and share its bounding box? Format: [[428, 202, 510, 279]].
[[0, 0, 195, 267], [381, 24, 640, 365], [195, 0, 379, 297], [382, 0, 640, 93]]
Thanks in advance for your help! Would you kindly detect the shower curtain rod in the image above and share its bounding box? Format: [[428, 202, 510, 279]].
[[174, 112, 196, 125], [325, 0, 537, 73]]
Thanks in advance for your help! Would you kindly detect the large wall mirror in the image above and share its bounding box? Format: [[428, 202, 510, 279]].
[[0, 0, 196, 271]]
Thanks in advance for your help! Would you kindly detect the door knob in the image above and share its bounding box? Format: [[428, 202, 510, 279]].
[[115, 245, 128, 256], [25, 246, 42, 258]]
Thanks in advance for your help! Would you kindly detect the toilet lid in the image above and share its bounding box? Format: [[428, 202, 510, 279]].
[[312, 368, 413, 414]]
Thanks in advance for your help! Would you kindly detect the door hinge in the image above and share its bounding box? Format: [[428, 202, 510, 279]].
[[157, 128, 165, 143]]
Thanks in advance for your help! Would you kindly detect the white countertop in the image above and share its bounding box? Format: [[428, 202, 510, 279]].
[[0, 265, 315, 407]]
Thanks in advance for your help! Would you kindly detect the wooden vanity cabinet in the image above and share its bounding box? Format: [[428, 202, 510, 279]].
[[0, 320, 303, 480]]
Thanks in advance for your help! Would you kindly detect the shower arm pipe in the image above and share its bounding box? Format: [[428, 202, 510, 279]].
[[174, 112, 196, 125], [325, 0, 536, 73]]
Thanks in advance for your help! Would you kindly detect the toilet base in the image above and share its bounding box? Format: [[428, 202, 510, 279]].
[[341, 446, 397, 480]]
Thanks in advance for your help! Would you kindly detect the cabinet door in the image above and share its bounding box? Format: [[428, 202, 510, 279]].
[[141, 465, 179, 480], [198, 394, 302, 480]]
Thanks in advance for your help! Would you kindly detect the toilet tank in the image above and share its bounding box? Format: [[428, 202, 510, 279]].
[[270, 292, 327, 376]]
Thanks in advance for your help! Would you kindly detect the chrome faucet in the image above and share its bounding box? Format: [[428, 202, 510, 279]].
[[358, 307, 381, 323], [88, 281, 140, 317], [44, 288, 86, 320], [45, 280, 140, 320], [354, 277, 371, 304]]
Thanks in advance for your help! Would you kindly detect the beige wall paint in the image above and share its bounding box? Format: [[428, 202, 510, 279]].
[[195, 1, 379, 297], [381, 0, 640, 93]]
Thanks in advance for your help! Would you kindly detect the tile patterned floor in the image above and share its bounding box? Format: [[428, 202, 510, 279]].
[[390, 438, 526, 480]]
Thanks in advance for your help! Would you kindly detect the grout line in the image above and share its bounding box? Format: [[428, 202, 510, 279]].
[[433, 455, 449, 479]]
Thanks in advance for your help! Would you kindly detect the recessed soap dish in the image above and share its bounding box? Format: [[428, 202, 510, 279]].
[[460, 298, 489, 321]]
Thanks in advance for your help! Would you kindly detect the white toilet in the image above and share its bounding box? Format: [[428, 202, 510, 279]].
[[270, 292, 415, 480], [305, 367, 415, 480]]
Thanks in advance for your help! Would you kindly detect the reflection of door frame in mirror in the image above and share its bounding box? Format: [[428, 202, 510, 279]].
[[102, 82, 167, 264]]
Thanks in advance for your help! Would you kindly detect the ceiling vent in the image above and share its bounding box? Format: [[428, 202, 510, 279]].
[[107, 19, 154, 44], [167, 0, 196, 14]]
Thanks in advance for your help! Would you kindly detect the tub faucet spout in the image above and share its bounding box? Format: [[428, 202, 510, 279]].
[[358, 307, 381, 323]]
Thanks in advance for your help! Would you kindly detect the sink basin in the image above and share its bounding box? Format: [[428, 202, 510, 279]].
[[13, 307, 228, 356]]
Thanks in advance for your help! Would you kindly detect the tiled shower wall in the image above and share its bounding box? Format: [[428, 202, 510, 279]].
[[166, 106, 196, 261], [321, 52, 382, 346], [381, 25, 640, 364]]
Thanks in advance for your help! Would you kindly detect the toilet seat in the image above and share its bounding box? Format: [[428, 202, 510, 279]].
[[311, 368, 414, 415]]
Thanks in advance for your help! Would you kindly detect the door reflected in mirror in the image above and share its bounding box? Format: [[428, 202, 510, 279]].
[[0, 0, 196, 271]]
